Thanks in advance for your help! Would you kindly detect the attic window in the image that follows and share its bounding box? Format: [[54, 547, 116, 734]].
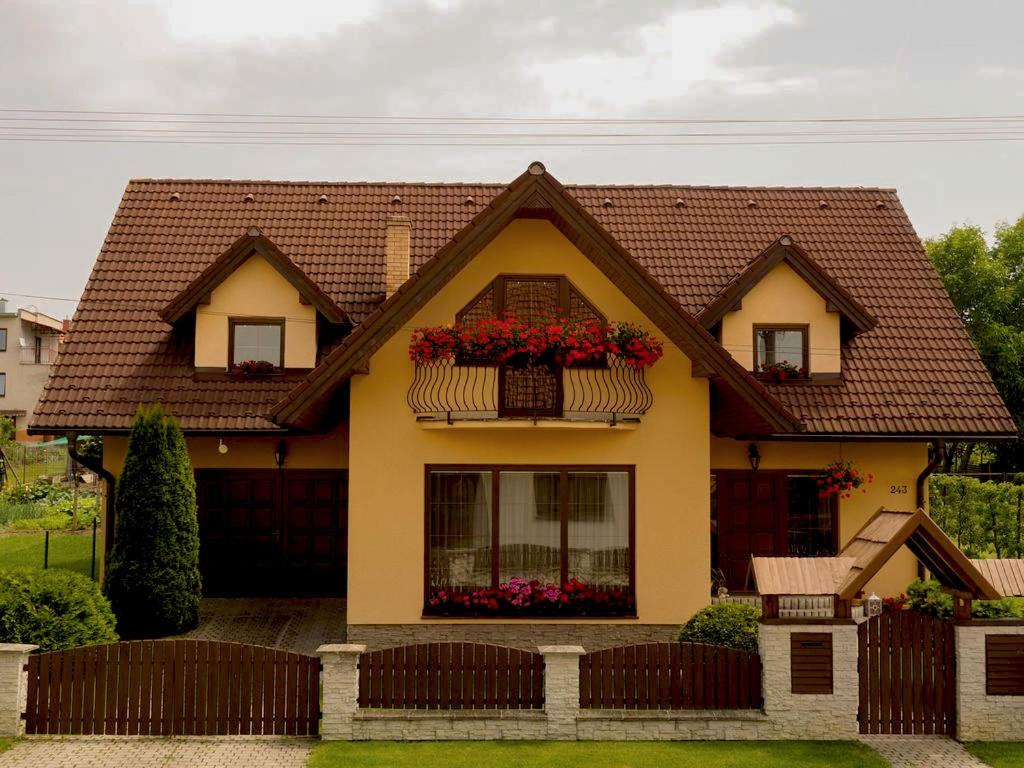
[[229, 319, 284, 369], [754, 325, 808, 376]]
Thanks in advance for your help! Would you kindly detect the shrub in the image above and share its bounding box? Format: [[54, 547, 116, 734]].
[[105, 404, 201, 638], [0, 568, 117, 651], [677, 603, 760, 653], [905, 579, 1022, 619]]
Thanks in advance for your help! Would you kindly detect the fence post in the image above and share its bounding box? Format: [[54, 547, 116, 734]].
[[759, 620, 859, 739], [0, 644, 37, 737], [539, 645, 584, 741], [318, 644, 365, 740]]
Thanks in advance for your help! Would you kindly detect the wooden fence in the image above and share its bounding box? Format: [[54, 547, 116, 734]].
[[357, 642, 544, 709], [578, 642, 763, 709], [23, 640, 320, 736], [858, 610, 956, 735]]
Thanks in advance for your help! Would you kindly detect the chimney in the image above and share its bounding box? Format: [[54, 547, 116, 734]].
[[0, 297, 6, 313], [385, 215, 411, 298]]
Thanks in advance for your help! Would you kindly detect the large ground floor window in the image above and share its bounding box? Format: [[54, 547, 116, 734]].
[[425, 465, 635, 617]]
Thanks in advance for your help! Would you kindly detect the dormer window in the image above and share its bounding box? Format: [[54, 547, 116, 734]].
[[754, 325, 808, 376], [229, 319, 284, 370]]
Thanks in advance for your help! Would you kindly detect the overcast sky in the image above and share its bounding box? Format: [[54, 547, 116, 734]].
[[1, 0, 1022, 319]]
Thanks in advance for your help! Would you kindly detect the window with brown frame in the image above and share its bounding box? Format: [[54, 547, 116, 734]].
[[228, 318, 285, 369], [425, 465, 635, 609], [753, 324, 809, 374], [457, 275, 605, 417], [0, 329, 6, 352]]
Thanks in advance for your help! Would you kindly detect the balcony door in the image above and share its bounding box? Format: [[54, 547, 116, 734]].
[[457, 275, 604, 418]]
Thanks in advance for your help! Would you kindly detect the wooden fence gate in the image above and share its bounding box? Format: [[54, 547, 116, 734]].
[[23, 640, 320, 736], [858, 610, 956, 735]]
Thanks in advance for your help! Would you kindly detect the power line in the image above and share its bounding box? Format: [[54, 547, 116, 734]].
[[2, 107, 1024, 124]]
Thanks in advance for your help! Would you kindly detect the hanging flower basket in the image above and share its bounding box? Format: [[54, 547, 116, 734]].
[[409, 316, 663, 369], [816, 461, 874, 499], [425, 577, 635, 617], [757, 360, 808, 382]]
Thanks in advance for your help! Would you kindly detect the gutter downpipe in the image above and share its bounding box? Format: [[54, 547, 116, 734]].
[[915, 439, 946, 580], [66, 432, 116, 562]]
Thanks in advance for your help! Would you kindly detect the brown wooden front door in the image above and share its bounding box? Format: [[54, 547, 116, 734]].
[[196, 469, 347, 596], [714, 470, 788, 591]]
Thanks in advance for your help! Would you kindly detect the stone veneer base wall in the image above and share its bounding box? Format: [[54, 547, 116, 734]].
[[346, 623, 679, 651], [956, 623, 1024, 742]]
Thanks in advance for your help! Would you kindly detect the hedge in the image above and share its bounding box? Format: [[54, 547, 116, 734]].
[[676, 603, 760, 653], [929, 474, 1024, 558], [0, 568, 117, 651]]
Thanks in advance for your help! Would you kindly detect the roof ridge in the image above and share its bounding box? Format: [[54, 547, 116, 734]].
[[126, 178, 899, 193]]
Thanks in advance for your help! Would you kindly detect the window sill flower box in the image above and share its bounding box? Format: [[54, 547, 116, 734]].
[[755, 360, 808, 382], [231, 359, 279, 379], [424, 578, 636, 618]]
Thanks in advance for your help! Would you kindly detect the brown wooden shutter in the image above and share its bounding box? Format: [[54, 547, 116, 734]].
[[791, 632, 833, 694], [986, 635, 1024, 695]]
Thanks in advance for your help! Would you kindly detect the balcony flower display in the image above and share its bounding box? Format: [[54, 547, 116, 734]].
[[757, 360, 807, 382], [817, 460, 874, 500], [425, 577, 635, 617], [409, 316, 663, 369]]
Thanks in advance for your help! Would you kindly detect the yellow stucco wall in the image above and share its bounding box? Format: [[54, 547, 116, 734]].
[[720, 262, 841, 374], [348, 218, 712, 627], [711, 438, 928, 597], [102, 426, 349, 477], [194, 254, 318, 370]]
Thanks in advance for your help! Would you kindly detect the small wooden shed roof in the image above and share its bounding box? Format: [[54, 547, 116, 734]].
[[748, 557, 856, 595], [971, 559, 1024, 598], [749, 507, 1001, 600], [837, 508, 1000, 600]]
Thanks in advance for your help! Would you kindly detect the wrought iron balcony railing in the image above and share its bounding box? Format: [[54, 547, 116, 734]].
[[407, 357, 653, 424]]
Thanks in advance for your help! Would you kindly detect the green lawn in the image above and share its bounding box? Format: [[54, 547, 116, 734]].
[[309, 741, 887, 768], [968, 743, 1024, 767], [0, 532, 95, 577]]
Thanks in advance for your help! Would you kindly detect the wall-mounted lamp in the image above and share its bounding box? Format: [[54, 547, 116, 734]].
[[274, 440, 287, 468], [746, 442, 761, 472], [217, 438, 228, 455]]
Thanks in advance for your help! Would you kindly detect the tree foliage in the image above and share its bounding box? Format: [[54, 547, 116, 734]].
[[105, 404, 201, 638], [929, 474, 1024, 558], [926, 215, 1024, 470]]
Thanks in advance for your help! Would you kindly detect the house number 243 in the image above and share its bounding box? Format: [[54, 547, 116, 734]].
[[889, 484, 908, 495]]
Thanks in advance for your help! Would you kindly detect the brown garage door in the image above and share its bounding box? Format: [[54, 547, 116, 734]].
[[196, 470, 347, 596]]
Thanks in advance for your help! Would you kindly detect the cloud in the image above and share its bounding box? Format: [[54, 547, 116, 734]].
[[525, 2, 802, 113], [158, 0, 384, 43]]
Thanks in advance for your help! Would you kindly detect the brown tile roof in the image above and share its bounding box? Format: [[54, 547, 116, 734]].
[[32, 168, 1016, 435]]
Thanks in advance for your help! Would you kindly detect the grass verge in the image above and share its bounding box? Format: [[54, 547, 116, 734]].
[[309, 741, 888, 768], [0, 532, 95, 577], [967, 743, 1024, 767]]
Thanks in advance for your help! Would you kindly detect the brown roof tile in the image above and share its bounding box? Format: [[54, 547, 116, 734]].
[[32, 173, 1016, 435]]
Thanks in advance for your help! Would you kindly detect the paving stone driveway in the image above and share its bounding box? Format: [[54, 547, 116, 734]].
[[0, 738, 313, 768], [860, 736, 988, 767], [182, 598, 346, 654]]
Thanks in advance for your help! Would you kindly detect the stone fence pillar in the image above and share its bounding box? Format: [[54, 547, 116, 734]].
[[539, 645, 584, 740], [956, 622, 1024, 741], [759, 622, 859, 739], [318, 643, 366, 740], [0, 644, 37, 737]]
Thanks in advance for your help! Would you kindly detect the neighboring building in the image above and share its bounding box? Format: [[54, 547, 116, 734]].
[[31, 163, 1016, 649], [0, 299, 63, 440]]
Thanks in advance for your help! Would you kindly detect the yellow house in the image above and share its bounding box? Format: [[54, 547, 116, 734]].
[[32, 163, 1016, 649]]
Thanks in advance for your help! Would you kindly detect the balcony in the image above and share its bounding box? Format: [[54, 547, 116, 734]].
[[20, 345, 58, 365], [407, 357, 653, 425]]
